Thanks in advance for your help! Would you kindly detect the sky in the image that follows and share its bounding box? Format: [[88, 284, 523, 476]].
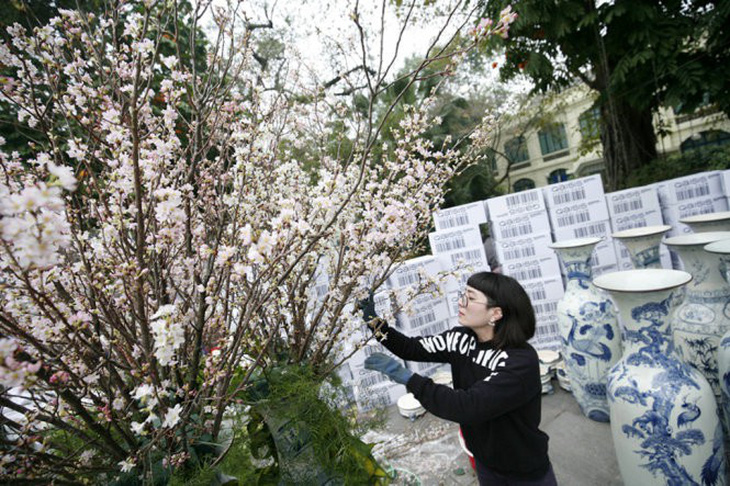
[[202, 0, 531, 107]]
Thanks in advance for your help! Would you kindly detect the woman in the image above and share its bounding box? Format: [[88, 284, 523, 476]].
[[361, 271, 557, 485]]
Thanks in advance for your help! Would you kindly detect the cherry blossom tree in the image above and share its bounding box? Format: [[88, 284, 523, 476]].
[[0, 0, 514, 482]]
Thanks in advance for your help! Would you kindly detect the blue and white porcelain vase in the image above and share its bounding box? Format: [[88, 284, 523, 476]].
[[612, 225, 671, 269], [664, 231, 730, 401], [594, 269, 726, 486], [703, 238, 730, 441], [549, 237, 621, 422], [681, 211, 730, 233]]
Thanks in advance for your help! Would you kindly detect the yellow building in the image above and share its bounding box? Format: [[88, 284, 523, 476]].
[[494, 85, 730, 192]]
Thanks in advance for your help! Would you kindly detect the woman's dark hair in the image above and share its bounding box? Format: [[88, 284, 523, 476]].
[[466, 271, 536, 349]]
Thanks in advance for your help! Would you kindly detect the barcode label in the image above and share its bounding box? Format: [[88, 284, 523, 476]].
[[527, 287, 547, 302], [533, 320, 560, 339], [408, 311, 437, 329], [612, 199, 643, 214], [533, 302, 558, 315], [676, 184, 710, 201], [419, 320, 449, 336], [503, 245, 536, 261], [509, 266, 543, 282], [435, 236, 466, 253], [572, 223, 607, 239], [450, 249, 483, 266], [506, 191, 540, 207], [553, 188, 586, 205], [500, 223, 533, 239], [556, 210, 591, 227], [619, 247, 629, 259], [618, 217, 648, 230], [440, 214, 470, 229], [396, 271, 420, 287], [359, 373, 389, 387]]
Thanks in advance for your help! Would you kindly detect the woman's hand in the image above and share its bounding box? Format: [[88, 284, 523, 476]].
[[364, 352, 413, 385]]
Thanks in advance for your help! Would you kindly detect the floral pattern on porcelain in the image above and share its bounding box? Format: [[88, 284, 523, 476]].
[[672, 238, 730, 402], [607, 295, 726, 486], [553, 240, 621, 423]]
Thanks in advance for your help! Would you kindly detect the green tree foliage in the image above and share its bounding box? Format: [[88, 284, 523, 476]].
[[626, 145, 730, 188], [479, 0, 727, 190]]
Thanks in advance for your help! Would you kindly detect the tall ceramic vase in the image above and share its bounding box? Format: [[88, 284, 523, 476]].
[[612, 225, 671, 269], [594, 269, 726, 486], [549, 237, 621, 422], [704, 238, 730, 442], [681, 211, 730, 233], [664, 231, 730, 401]]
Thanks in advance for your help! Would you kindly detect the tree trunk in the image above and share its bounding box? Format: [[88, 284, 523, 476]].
[[599, 100, 658, 191]]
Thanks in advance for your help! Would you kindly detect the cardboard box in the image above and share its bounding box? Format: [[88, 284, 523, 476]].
[[435, 246, 490, 272], [543, 174, 605, 208], [654, 171, 724, 207], [445, 290, 461, 318], [428, 226, 484, 255], [531, 299, 559, 319], [722, 170, 730, 196], [491, 210, 552, 240], [529, 313, 561, 351], [388, 255, 443, 289], [552, 219, 612, 241], [354, 382, 407, 412], [486, 189, 546, 220], [521, 277, 565, 304], [495, 233, 555, 264], [395, 292, 451, 331], [609, 209, 665, 233], [502, 254, 562, 283], [606, 186, 662, 219], [405, 318, 453, 336], [433, 202, 488, 231], [589, 239, 618, 268], [547, 199, 610, 230], [662, 196, 730, 236], [592, 263, 619, 277]]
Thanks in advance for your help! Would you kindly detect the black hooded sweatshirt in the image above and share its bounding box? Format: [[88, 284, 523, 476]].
[[376, 322, 551, 480]]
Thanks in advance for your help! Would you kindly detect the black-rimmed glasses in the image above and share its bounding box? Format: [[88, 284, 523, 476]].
[[458, 290, 489, 308]]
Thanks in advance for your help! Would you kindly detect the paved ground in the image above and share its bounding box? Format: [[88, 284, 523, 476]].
[[365, 383, 623, 485]]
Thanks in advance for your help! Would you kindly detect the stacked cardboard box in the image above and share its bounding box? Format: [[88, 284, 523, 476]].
[[656, 171, 728, 237], [545, 175, 618, 277], [655, 171, 728, 268], [521, 277, 564, 348], [605, 186, 672, 269], [486, 188, 563, 349]]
